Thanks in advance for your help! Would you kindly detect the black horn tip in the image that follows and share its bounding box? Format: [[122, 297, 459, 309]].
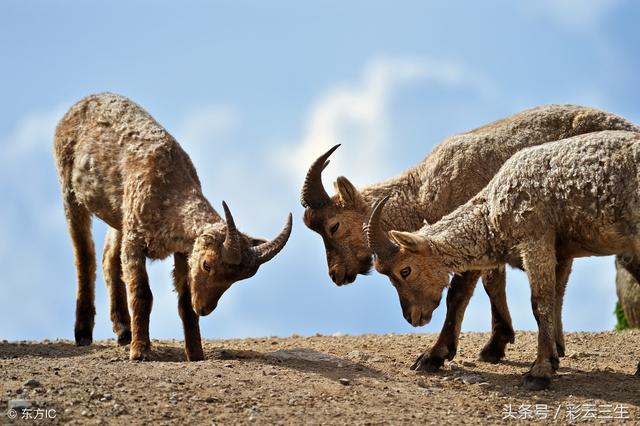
[[369, 195, 391, 220], [326, 143, 341, 156], [283, 213, 293, 238], [365, 194, 398, 260], [222, 200, 231, 217], [222, 200, 237, 223], [253, 212, 294, 264], [300, 144, 341, 209]]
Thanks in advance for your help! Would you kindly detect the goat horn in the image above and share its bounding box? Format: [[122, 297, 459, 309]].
[[364, 195, 399, 260], [221, 201, 242, 265], [300, 144, 340, 209], [252, 213, 293, 265]]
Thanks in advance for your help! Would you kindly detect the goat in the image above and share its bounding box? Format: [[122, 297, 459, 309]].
[[302, 105, 639, 370], [54, 93, 291, 361], [367, 130, 640, 389]]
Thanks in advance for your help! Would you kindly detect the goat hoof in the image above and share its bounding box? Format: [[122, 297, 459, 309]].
[[130, 351, 151, 362], [187, 354, 204, 362], [479, 344, 506, 364], [411, 353, 445, 373], [479, 329, 513, 364], [186, 351, 204, 362], [117, 329, 132, 346], [130, 343, 152, 361], [556, 343, 566, 358], [74, 329, 93, 347], [75, 337, 92, 347], [522, 373, 550, 391]]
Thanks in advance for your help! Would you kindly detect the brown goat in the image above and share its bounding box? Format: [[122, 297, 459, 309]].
[[302, 105, 640, 371], [54, 93, 292, 361]]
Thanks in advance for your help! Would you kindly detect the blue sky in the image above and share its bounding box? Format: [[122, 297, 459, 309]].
[[1, 0, 639, 341]]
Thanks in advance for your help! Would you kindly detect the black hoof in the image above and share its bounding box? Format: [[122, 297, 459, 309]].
[[522, 373, 550, 391], [556, 343, 565, 358], [480, 328, 514, 364], [186, 351, 205, 362], [74, 329, 93, 346], [117, 329, 132, 346], [479, 344, 506, 364], [411, 354, 445, 373]]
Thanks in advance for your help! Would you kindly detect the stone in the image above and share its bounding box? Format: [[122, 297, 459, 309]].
[[8, 399, 32, 410], [461, 374, 484, 385], [23, 379, 42, 388], [416, 379, 430, 389], [339, 378, 351, 386], [270, 348, 344, 364]]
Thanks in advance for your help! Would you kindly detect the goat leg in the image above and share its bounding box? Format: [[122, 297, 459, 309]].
[[174, 252, 204, 361], [479, 266, 515, 363], [412, 271, 480, 372]]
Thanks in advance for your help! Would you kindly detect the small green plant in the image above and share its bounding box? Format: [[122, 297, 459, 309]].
[[615, 302, 629, 331]]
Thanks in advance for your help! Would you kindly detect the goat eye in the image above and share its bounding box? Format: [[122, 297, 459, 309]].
[[400, 267, 411, 279], [329, 222, 340, 235], [202, 260, 212, 273]]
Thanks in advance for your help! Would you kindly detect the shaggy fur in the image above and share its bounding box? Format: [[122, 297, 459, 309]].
[[302, 105, 640, 369], [371, 130, 640, 389], [54, 93, 292, 361]]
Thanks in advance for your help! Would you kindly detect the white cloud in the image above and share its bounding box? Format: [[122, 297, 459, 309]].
[[0, 103, 68, 235], [275, 56, 471, 189], [523, 0, 621, 30], [171, 104, 290, 232], [1, 105, 66, 160], [173, 105, 237, 162]]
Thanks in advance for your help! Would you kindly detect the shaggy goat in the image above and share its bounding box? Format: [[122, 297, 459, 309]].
[[367, 130, 640, 390], [54, 93, 292, 361], [302, 105, 639, 369]]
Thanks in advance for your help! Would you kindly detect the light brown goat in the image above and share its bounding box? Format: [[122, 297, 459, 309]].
[[54, 93, 292, 361], [302, 105, 640, 371], [368, 130, 640, 389]]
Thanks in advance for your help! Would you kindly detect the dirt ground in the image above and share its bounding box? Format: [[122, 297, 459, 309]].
[[1, 331, 638, 425]]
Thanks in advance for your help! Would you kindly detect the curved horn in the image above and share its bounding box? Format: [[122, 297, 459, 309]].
[[221, 201, 242, 265], [252, 213, 293, 265], [364, 195, 399, 260], [300, 144, 340, 208]]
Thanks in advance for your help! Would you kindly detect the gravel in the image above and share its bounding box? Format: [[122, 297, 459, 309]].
[[0, 331, 638, 424]]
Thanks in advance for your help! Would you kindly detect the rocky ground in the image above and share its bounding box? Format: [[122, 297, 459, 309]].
[[1, 331, 638, 425]]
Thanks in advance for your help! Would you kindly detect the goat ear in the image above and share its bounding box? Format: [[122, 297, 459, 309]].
[[335, 176, 364, 208], [389, 231, 428, 254]]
